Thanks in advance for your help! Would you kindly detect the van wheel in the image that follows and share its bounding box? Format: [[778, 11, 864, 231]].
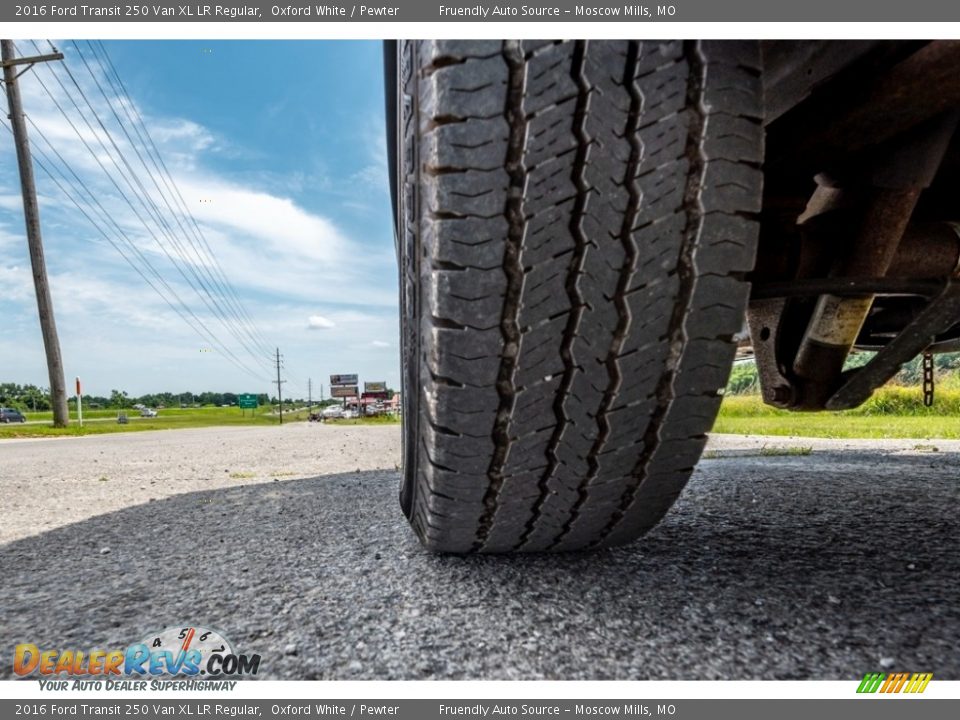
[[395, 40, 763, 552]]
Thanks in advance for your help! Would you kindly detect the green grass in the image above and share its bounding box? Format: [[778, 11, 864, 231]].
[[758, 445, 813, 456], [0, 405, 402, 438], [0, 406, 314, 438], [8, 384, 956, 441], [715, 390, 960, 439], [703, 445, 813, 459]]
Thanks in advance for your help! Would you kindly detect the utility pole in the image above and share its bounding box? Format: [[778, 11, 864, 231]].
[[307, 378, 313, 414], [2, 40, 68, 427], [273, 347, 286, 424]]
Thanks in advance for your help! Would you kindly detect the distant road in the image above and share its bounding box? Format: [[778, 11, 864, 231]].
[[1, 427, 957, 679]]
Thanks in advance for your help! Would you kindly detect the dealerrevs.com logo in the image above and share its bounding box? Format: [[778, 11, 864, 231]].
[[14, 626, 261, 690]]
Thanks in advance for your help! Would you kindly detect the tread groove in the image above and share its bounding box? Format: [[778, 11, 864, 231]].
[[473, 40, 527, 552]]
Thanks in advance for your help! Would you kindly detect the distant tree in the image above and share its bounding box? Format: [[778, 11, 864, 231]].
[[0, 383, 51, 411], [108, 389, 129, 408]]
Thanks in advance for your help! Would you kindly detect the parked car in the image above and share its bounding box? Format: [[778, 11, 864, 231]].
[[140, 408, 158, 417], [0, 407, 26, 423], [321, 405, 344, 419]]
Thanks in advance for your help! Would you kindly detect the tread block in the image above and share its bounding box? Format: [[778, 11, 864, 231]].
[[423, 168, 510, 217], [422, 117, 510, 171], [702, 113, 764, 165], [699, 160, 763, 214], [423, 40, 503, 64], [420, 58, 509, 121], [423, 216, 509, 269], [429, 268, 507, 327]]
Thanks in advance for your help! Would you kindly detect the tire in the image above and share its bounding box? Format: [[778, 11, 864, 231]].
[[395, 40, 763, 553]]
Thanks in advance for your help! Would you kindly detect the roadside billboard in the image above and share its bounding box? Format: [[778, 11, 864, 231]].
[[330, 374, 358, 386], [330, 385, 359, 398], [364, 381, 387, 393]]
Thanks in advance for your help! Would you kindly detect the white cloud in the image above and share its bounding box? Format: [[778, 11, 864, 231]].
[[0, 195, 23, 211], [175, 175, 347, 265], [0, 41, 400, 396], [0, 224, 23, 252], [150, 118, 215, 151], [0, 264, 34, 302], [307, 315, 335, 330]]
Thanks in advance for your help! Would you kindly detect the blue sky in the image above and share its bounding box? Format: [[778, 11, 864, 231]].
[[0, 40, 398, 399]]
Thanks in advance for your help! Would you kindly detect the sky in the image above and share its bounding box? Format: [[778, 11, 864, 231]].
[[0, 40, 398, 399]]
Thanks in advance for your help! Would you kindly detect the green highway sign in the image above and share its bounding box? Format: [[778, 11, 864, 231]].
[[238, 394, 258, 409]]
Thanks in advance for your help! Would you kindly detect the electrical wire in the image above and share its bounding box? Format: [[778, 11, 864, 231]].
[[89, 40, 277, 360], [0, 118, 271, 384], [33, 41, 275, 373], [73, 40, 276, 362]]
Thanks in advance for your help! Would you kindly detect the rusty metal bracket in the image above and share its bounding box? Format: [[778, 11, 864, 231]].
[[746, 298, 796, 407], [826, 281, 960, 410]]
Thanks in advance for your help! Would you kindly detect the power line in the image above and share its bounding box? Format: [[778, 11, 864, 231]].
[[0, 117, 271, 385], [39, 43, 274, 373], [17, 42, 274, 380], [85, 40, 277, 360], [72, 40, 276, 362]]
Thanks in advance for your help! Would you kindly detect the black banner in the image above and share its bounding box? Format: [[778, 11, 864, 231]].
[[5, 0, 960, 22]]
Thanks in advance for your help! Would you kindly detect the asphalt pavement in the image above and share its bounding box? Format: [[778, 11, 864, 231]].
[[1, 435, 958, 680]]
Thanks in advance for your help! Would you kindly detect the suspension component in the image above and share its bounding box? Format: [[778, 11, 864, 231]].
[[766, 112, 959, 410], [923, 351, 935, 407]]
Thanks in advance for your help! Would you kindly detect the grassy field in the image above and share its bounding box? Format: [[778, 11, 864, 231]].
[[715, 388, 960, 439], [4, 386, 957, 440], [0, 406, 314, 438]]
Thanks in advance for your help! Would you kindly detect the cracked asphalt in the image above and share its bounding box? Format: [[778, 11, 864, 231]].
[[1, 426, 957, 679]]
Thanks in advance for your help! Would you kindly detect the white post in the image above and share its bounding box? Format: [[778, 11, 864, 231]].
[[76, 377, 83, 428]]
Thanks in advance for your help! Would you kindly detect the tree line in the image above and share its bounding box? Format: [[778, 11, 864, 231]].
[[0, 384, 276, 411]]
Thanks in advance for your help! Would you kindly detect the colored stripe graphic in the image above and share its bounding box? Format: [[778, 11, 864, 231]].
[[883, 673, 909, 693], [857, 672, 932, 693], [905, 673, 934, 693], [857, 672, 886, 693]]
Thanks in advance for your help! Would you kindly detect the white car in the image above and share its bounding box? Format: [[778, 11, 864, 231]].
[[321, 405, 344, 419]]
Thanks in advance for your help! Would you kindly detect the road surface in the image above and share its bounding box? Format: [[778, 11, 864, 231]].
[[1, 425, 957, 679]]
